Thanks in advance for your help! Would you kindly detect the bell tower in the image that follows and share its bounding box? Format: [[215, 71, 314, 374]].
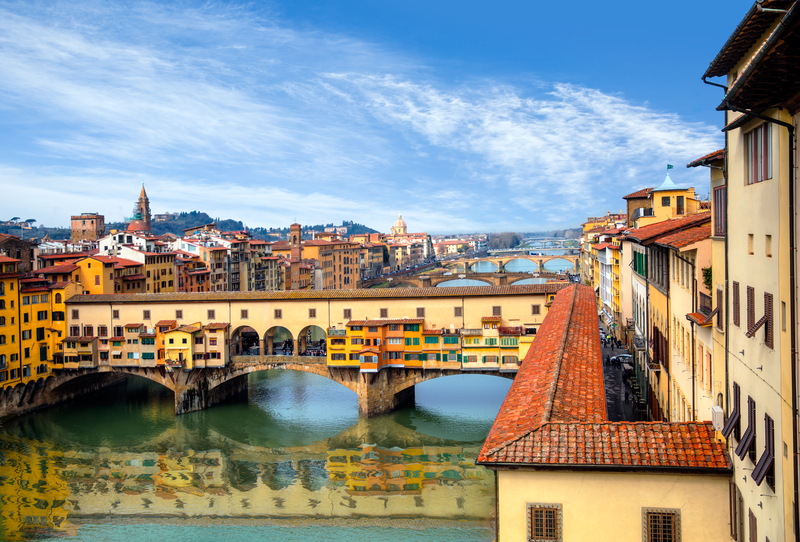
[[290, 223, 302, 260]]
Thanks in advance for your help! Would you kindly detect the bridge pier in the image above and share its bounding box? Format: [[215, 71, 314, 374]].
[[174, 370, 249, 415], [494, 274, 508, 286], [420, 276, 432, 287], [356, 369, 417, 417]]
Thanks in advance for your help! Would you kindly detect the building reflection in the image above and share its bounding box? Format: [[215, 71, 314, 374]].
[[0, 433, 493, 539]]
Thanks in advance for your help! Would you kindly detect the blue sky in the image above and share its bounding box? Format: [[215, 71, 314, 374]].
[[0, 0, 745, 233]]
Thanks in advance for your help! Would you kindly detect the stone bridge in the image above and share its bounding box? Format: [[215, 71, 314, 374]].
[[443, 254, 580, 273], [0, 356, 516, 421], [360, 271, 549, 289]]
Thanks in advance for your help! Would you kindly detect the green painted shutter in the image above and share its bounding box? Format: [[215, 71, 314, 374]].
[[436, 354, 441, 361]]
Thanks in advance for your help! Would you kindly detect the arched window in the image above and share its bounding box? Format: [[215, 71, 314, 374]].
[[55, 293, 62, 304], [0, 316, 4, 326], [0, 300, 4, 310], [0, 335, 5, 345]]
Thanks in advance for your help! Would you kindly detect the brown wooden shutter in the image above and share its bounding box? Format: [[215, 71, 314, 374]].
[[729, 480, 738, 540], [749, 508, 757, 542], [733, 281, 740, 327], [747, 286, 755, 330], [764, 293, 774, 349]]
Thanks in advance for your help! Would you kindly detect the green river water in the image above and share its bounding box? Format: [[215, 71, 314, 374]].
[[0, 370, 511, 541]]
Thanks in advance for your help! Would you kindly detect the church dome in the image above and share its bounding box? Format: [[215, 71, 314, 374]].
[[127, 220, 149, 232], [393, 214, 406, 230]]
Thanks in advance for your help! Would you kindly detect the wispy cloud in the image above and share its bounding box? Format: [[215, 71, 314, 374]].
[[0, 1, 722, 232]]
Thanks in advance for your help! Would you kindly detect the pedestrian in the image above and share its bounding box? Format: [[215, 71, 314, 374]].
[[606, 355, 610, 365], [625, 392, 630, 404]]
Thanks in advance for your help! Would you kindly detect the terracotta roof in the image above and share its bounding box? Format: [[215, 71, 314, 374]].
[[602, 228, 622, 235], [623, 212, 711, 244], [125, 323, 143, 328], [358, 347, 381, 354], [204, 322, 230, 330], [622, 187, 654, 200], [113, 258, 142, 268], [584, 226, 606, 234], [0, 255, 20, 263], [156, 320, 177, 327], [687, 149, 724, 168], [139, 332, 156, 338], [481, 316, 502, 322], [591, 243, 614, 251], [66, 284, 569, 304], [346, 321, 367, 326], [478, 285, 606, 463], [38, 251, 95, 260], [477, 284, 731, 473], [422, 329, 443, 335], [482, 421, 730, 471], [169, 325, 201, 333], [362, 318, 425, 326], [654, 224, 711, 249], [87, 255, 121, 265], [38, 263, 78, 274], [109, 336, 124, 341]]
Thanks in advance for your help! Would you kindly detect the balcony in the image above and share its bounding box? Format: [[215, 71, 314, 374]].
[[461, 328, 483, 336], [327, 329, 347, 336]]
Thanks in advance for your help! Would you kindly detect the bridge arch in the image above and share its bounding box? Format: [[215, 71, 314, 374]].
[[540, 257, 577, 272], [264, 326, 294, 356], [435, 277, 493, 287], [298, 324, 327, 355], [231, 325, 262, 356], [501, 257, 539, 272]]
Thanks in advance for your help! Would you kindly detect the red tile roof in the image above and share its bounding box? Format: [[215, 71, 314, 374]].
[[622, 187, 654, 200], [113, 258, 142, 268], [623, 212, 711, 244], [169, 325, 201, 333], [125, 323, 143, 328], [477, 284, 731, 472], [362, 318, 425, 326], [654, 224, 711, 249], [0, 255, 20, 263], [38, 263, 78, 275], [156, 320, 177, 327], [591, 243, 614, 251], [204, 323, 230, 330], [687, 312, 714, 327], [687, 149, 724, 168]]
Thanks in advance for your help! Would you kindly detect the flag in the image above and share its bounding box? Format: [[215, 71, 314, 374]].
[[667, 164, 674, 169]]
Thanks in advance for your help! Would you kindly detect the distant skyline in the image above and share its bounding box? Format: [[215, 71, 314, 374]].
[[1, 0, 745, 233]]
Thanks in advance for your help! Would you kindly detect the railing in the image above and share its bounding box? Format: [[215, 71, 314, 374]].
[[460, 329, 483, 336], [327, 329, 347, 336]]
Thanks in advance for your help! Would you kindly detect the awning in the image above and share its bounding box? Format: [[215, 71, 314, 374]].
[[111, 351, 122, 356]]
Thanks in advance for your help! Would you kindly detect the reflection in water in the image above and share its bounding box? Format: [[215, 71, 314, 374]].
[[436, 279, 491, 288], [0, 372, 508, 541]]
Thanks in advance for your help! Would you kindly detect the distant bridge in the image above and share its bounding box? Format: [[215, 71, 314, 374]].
[[0, 356, 515, 420], [523, 238, 575, 248], [443, 254, 580, 273], [360, 271, 553, 289]]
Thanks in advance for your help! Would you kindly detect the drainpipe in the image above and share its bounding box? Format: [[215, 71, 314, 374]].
[[723, 100, 799, 542], [674, 250, 698, 422]]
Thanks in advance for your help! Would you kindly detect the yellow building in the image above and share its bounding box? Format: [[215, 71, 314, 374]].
[[0, 256, 21, 388], [636, 172, 700, 228]]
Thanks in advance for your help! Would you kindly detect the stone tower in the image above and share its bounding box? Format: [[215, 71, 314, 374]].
[[290, 223, 302, 260], [127, 185, 152, 233]]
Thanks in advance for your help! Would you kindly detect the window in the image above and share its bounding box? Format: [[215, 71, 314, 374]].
[[643, 508, 680, 542], [733, 282, 740, 326], [169, 338, 174, 344], [492, 306, 501, 316], [112, 309, 119, 319], [745, 122, 772, 184], [71, 309, 79, 319], [527, 503, 561, 541], [275, 309, 282, 319], [532, 304, 541, 315], [176, 310, 183, 319], [748, 509, 757, 542], [22, 296, 29, 306], [241, 309, 248, 319], [207, 310, 215, 319], [424, 336, 439, 344], [36, 328, 45, 341], [37, 310, 47, 321], [387, 337, 401, 345], [379, 308, 388, 318], [22, 330, 31, 340], [143, 310, 151, 320], [676, 195, 684, 215], [416, 307, 425, 318], [55, 293, 62, 304], [454, 306, 462, 317], [661, 196, 670, 207], [344, 309, 352, 319], [309, 308, 316, 318], [713, 185, 727, 236]]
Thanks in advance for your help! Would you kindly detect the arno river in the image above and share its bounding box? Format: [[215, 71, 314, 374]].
[[0, 370, 512, 541]]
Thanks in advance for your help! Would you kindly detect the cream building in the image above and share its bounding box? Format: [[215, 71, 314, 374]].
[[704, 2, 800, 539]]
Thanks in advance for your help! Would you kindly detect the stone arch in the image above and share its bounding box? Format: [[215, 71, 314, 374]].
[[435, 277, 493, 287], [502, 257, 538, 272], [541, 257, 576, 272], [51, 367, 176, 394], [264, 326, 294, 356], [230, 325, 262, 356], [297, 324, 327, 355]]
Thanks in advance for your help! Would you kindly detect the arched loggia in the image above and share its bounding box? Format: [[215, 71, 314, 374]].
[[265, 326, 294, 356]]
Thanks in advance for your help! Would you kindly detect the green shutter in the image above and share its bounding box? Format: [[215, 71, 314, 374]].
[[436, 354, 441, 361], [457, 354, 462, 362], [405, 354, 410, 361]]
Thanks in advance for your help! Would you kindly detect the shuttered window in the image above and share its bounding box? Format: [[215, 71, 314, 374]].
[[733, 281, 740, 327], [735, 396, 756, 461], [747, 286, 755, 330], [752, 413, 775, 490], [765, 293, 774, 349], [721, 381, 741, 439], [749, 509, 757, 542], [527, 504, 561, 541], [717, 289, 724, 328], [713, 185, 727, 236]]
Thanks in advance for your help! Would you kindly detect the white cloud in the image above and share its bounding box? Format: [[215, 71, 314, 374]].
[[0, 1, 722, 233]]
